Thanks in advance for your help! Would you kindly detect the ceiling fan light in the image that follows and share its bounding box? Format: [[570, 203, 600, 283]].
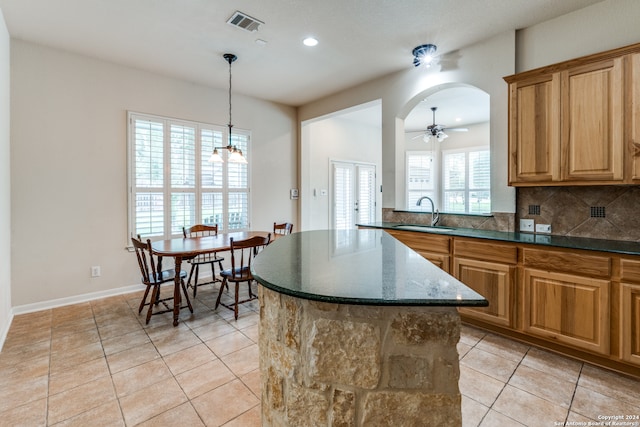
[[436, 131, 448, 142]]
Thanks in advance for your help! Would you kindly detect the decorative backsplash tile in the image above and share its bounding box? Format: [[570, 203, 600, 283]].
[[382, 209, 515, 232], [518, 186, 640, 241]]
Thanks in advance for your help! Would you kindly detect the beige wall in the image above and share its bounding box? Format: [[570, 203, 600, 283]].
[[516, 0, 640, 72], [10, 40, 297, 308], [0, 9, 11, 348], [302, 105, 382, 230]]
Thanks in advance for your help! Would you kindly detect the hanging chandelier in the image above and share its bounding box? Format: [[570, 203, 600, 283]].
[[208, 53, 247, 164]]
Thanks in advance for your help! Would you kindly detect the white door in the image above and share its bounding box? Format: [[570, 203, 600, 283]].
[[331, 161, 376, 229]]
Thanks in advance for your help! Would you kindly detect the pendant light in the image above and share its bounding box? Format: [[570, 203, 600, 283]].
[[208, 53, 247, 164]]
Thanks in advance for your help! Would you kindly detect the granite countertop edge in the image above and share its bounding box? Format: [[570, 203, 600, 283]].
[[358, 222, 640, 256]]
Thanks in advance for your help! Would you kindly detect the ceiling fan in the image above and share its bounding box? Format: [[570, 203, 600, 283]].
[[413, 107, 468, 142]]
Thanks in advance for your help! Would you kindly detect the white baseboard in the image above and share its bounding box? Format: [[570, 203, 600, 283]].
[[10, 284, 146, 316], [0, 311, 13, 353], [0, 272, 217, 351]]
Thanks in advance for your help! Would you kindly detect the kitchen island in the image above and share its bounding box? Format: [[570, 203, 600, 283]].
[[251, 229, 487, 427]]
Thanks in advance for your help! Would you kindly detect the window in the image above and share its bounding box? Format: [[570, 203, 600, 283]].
[[128, 112, 250, 240], [442, 148, 490, 214], [406, 151, 435, 211], [406, 147, 490, 214]]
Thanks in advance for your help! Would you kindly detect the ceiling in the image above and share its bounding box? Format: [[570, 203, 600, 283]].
[[0, 0, 602, 106], [405, 86, 491, 132]]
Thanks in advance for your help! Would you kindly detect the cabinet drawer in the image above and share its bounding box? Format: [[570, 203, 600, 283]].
[[454, 238, 517, 264], [385, 230, 450, 254], [523, 248, 610, 278], [621, 259, 640, 282]]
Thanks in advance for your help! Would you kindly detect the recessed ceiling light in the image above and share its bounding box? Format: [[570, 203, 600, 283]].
[[255, 39, 268, 46], [303, 37, 318, 47], [455, 117, 462, 122]]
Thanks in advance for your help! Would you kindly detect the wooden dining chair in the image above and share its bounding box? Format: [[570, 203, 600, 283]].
[[273, 222, 293, 236], [131, 236, 193, 324], [183, 224, 226, 297], [215, 234, 271, 319]]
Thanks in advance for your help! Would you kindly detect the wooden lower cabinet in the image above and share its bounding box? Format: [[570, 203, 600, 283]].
[[455, 257, 515, 327], [384, 229, 451, 273], [370, 226, 640, 374], [454, 239, 517, 328], [522, 268, 610, 355], [620, 283, 640, 365]]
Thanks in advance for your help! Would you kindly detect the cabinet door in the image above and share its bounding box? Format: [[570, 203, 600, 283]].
[[508, 74, 560, 184], [455, 257, 514, 327], [561, 58, 624, 182], [629, 53, 640, 182], [523, 268, 610, 355], [620, 283, 640, 366]]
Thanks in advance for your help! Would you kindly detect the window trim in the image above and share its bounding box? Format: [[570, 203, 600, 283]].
[[127, 111, 251, 242]]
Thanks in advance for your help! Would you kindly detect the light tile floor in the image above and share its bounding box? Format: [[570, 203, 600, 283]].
[[1, 283, 639, 426]]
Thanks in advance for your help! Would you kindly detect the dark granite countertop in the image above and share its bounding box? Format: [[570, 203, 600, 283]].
[[251, 229, 488, 307], [358, 222, 640, 256]]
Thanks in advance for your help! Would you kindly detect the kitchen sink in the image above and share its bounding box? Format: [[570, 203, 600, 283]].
[[392, 224, 455, 233]]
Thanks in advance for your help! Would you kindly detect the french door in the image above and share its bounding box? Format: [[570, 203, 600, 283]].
[[331, 161, 376, 229]]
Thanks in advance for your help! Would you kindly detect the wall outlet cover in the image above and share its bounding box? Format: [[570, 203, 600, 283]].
[[536, 224, 551, 234], [520, 219, 534, 232]]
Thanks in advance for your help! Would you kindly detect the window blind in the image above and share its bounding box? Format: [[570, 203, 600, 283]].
[[128, 112, 250, 240]]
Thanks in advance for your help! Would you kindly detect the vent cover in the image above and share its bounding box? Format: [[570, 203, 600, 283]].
[[227, 11, 264, 32], [590, 206, 606, 218]]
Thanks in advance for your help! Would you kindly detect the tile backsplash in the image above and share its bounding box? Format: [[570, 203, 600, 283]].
[[518, 186, 640, 241], [382, 209, 515, 232]]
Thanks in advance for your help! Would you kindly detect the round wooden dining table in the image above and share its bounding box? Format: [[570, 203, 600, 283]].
[[151, 231, 271, 326]]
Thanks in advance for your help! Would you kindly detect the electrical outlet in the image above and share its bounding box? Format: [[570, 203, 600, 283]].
[[91, 266, 101, 277], [536, 224, 551, 234], [519, 219, 534, 232]]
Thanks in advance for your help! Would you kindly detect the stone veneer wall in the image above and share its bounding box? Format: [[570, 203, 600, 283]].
[[518, 186, 640, 241], [383, 208, 515, 232], [259, 286, 462, 427]]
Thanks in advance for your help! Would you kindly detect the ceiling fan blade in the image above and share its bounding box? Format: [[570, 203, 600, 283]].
[[445, 127, 468, 132]]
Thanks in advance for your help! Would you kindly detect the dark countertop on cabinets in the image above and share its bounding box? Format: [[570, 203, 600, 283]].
[[358, 222, 640, 256]]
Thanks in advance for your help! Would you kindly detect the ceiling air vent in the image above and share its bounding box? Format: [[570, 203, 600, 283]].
[[227, 11, 264, 32]]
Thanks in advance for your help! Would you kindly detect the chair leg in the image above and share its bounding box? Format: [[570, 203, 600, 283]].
[[139, 284, 151, 314], [181, 279, 194, 313], [193, 264, 200, 297], [187, 264, 196, 289], [215, 277, 228, 309], [210, 261, 217, 284], [216, 258, 228, 290], [234, 282, 240, 320], [146, 285, 159, 324]]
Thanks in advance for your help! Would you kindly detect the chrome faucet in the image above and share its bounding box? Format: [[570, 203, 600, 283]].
[[416, 196, 440, 226]]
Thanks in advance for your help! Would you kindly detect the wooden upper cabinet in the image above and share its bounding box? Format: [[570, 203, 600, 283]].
[[561, 58, 624, 182], [505, 43, 640, 186], [629, 53, 640, 182], [508, 74, 560, 184]]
